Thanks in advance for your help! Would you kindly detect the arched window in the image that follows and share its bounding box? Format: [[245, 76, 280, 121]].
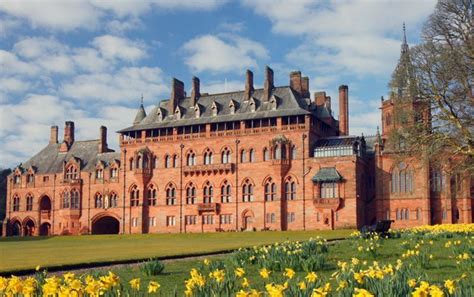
[[285, 177, 296, 200], [152, 156, 158, 169], [110, 167, 118, 178], [109, 192, 118, 208], [391, 163, 414, 193], [12, 194, 20, 211], [187, 151, 196, 166], [186, 184, 196, 205], [147, 184, 157, 206], [273, 146, 281, 160], [70, 189, 80, 209], [263, 148, 269, 161], [14, 174, 21, 185], [26, 194, 33, 211], [173, 155, 179, 168], [165, 155, 171, 168], [221, 181, 231, 203], [203, 182, 214, 203], [431, 169, 444, 192], [27, 174, 34, 184], [95, 168, 103, 179], [130, 185, 139, 207], [95, 193, 103, 208], [65, 165, 78, 180], [204, 149, 213, 165], [242, 179, 254, 202], [62, 191, 70, 208], [396, 209, 400, 220], [405, 209, 410, 220], [240, 149, 246, 163], [281, 145, 287, 160], [291, 145, 297, 159], [221, 148, 231, 164], [142, 154, 149, 169], [249, 149, 255, 162], [166, 184, 176, 205], [129, 158, 134, 170], [136, 155, 142, 169], [264, 178, 276, 201]]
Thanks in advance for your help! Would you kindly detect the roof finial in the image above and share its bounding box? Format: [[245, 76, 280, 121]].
[[140, 94, 144, 105]]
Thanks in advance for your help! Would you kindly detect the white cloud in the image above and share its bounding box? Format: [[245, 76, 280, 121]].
[[218, 21, 246, 33], [243, 0, 437, 76], [200, 80, 245, 95], [0, 17, 20, 38], [0, 0, 226, 32], [0, 78, 30, 93], [92, 35, 147, 62], [0, 50, 40, 76], [13, 36, 67, 59], [106, 18, 143, 34], [0, 1, 101, 31], [61, 67, 168, 103], [183, 34, 268, 73]]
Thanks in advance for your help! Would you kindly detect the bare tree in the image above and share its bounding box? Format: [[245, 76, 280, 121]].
[[390, 0, 473, 171]]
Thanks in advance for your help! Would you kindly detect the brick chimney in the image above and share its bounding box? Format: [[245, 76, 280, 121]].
[[244, 69, 254, 100], [290, 71, 302, 95], [98, 126, 107, 153], [339, 85, 349, 136], [263, 66, 274, 101], [314, 91, 326, 106], [301, 76, 310, 98], [50, 125, 58, 144], [169, 78, 185, 115], [190, 76, 200, 106], [64, 121, 75, 146]]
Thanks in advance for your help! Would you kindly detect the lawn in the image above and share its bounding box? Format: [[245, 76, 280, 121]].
[[79, 235, 473, 296], [0, 229, 351, 273]]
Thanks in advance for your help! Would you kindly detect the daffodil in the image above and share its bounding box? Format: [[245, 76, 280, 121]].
[[259, 268, 271, 279], [283, 268, 295, 279], [148, 281, 160, 293], [129, 278, 140, 291], [305, 272, 318, 283]]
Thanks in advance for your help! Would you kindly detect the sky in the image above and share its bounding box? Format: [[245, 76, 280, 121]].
[[0, 0, 438, 168]]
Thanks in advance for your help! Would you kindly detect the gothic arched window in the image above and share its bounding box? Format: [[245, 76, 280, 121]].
[[147, 184, 157, 206], [264, 178, 276, 201], [95, 193, 103, 208], [285, 177, 296, 200], [203, 181, 214, 203], [221, 180, 231, 203], [130, 185, 140, 207], [186, 183, 196, 205], [166, 184, 176, 205], [221, 148, 231, 164], [242, 179, 254, 202]]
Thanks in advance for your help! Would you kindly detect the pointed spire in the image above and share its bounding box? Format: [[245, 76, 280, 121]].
[[133, 96, 146, 125], [401, 22, 409, 54]]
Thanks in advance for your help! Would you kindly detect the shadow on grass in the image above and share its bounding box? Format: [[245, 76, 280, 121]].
[[0, 235, 53, 242]]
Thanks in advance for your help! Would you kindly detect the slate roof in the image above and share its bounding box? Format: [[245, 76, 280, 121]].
[[119, 86, 321, 132], [312, 167, 343, 182], [134, 104, 147, 124], [18, 140, 119, 174], [314, 136, 363, 148]]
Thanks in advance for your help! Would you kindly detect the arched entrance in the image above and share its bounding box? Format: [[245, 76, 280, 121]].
[[23, 219, 35, 236], [242, 209, 255, 231], [92, 216, 120, 234], [10, 220, 21, 236], [39, 223, 51, 236], [40, 195, 52, 219]]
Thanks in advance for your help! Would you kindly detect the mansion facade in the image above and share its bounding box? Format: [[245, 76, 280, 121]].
[[3, 34, 473, 236]]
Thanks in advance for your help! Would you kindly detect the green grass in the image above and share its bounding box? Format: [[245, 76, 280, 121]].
[[0, 229, 351, 273], [106, 236, 472, 296]]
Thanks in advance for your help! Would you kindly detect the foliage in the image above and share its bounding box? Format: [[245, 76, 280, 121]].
[[139, 258, 165, 276]]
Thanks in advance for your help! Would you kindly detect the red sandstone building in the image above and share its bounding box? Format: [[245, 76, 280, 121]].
[[3, 34, 473, 236]]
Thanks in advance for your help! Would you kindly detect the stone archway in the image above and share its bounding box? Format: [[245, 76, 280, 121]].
[[23, 219, 35, 236], [92, 216, 120, 234], [241, 209, 255, 231], [10, 220, 21, 236], [39, 223, 51, 236], [39, 195, 52, 219]]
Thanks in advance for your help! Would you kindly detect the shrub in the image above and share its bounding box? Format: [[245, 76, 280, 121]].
[[139, 258, 165, 276]]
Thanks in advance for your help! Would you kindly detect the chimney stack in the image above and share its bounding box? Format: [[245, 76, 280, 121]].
[[338, 85, 349, 136], [289, 71, 302, 95], [169, 78, 185, 115], [98, 126, 108, 153], [263, 66, 274, 101], [325, 96, 331, 110], [190, 76, 200, 106], [50, 125, 58, 144], [301, 76, 310, 97], [244, 69, 254, 100], [64, 121, 75, 146], [314, 91, 326, 106]]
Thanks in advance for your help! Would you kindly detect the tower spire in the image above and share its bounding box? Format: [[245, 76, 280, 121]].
[[401, 22, 408, 54]]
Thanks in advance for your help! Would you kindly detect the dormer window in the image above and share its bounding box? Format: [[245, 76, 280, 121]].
[[211, 101, 218, 116], [194, 104, 201, 118], [95, 168, 103, 179], [229, 100, 236, 114], [27, 174, 34, 184], [249, 97, 256, 112], [156, 108, 164, 122], [270, 96, 278, 110], [175, 106, 182, 119], [65, 165, 78, 180]]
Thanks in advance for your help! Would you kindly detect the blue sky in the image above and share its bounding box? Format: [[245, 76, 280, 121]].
[[0, 0, 437, 168]]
